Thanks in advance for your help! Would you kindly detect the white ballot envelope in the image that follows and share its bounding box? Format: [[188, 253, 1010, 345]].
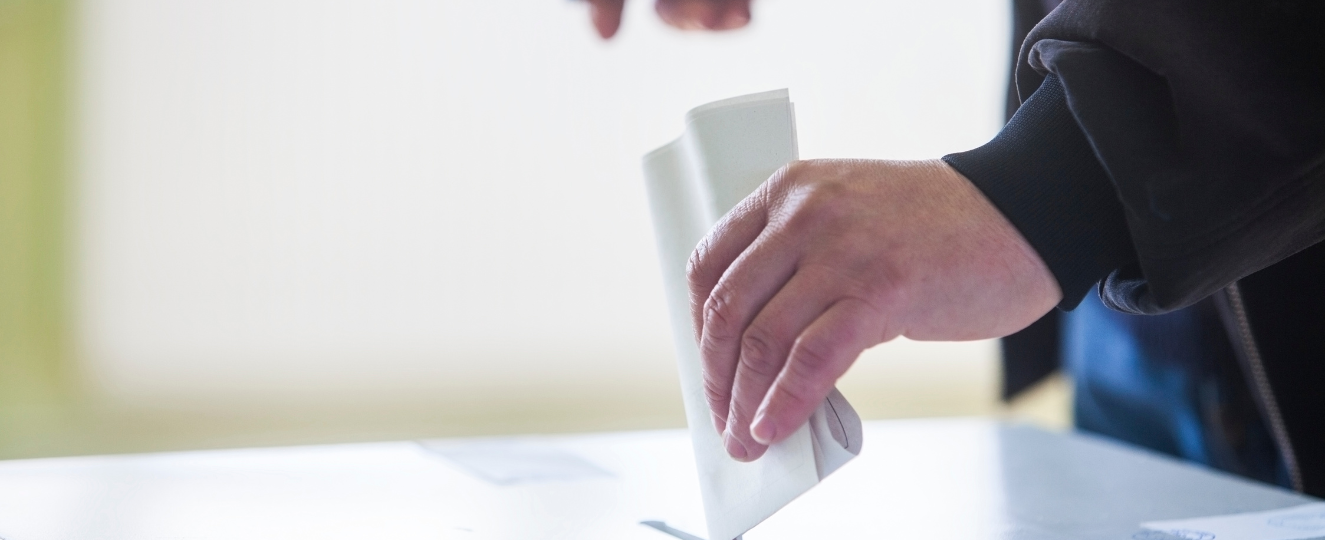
[[641, 90, 863, 540]]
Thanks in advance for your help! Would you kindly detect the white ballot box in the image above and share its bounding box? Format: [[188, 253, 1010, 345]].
[[0, 419, 1316, 540]]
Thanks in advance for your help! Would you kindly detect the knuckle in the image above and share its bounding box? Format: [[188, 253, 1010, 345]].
[[784, 190, 853, 234], [765, 161, 811, 198], [859, 274, 909, 319], [775, 370, 823, 412], [702, 288, 741, 341], [768, 338, 842, 410], [738, 328, 783, 378], [805, 184, 852, 216], [790, 334, 839, 374], [769, 161, 801, 186], [702, 377, 731, 410], [727, 393, 761, 423], [686, 238, 714, 288]]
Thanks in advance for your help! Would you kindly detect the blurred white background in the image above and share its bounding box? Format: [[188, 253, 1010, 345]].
[[68, 0, 1032, 452]]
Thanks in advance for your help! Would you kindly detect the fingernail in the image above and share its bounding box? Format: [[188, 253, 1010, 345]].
[[702, 9, 723, 29], [723, 431, 749, 461], [751, 413, 778, 445], [721, 8, 748, 29]]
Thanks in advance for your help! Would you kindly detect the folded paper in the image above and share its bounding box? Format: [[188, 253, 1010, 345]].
[[642, 90, 863, 540]]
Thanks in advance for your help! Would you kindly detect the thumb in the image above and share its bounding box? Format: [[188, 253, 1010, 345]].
[[588, 0, 626, 39]]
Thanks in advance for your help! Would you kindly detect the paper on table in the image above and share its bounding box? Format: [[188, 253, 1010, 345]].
[[641, 89, 863, 540], [419, 440, 613, 486], [1140, 503, 1325, 540]]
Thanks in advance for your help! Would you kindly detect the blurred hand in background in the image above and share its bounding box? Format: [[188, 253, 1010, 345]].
[[587, 0, 752, 39]]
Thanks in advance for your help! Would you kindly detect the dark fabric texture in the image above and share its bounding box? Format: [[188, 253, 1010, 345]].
[[1017, 0, 1325, 315], [944, 74, 1136, 310], [999, 0, 1064, 400], [1000, 312, 1059, 400], [1006, 0, 1058, 121], [1233, 240, 1325, 494], [960, 0, 1325, 493]]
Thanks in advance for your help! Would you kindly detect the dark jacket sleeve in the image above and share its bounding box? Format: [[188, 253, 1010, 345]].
[[946, 0, 1325, 314]]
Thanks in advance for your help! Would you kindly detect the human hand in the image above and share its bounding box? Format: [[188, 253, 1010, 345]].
[[586, 0, 751, 39], [688, 159, 1061, 461]]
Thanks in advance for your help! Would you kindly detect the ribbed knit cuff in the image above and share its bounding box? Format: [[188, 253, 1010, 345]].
[[943, 74, 1136, 309]]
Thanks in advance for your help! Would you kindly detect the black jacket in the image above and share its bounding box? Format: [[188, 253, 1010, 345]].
[[944, 0, 1325, 495]]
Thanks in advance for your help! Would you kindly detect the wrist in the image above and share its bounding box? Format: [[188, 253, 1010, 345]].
[[942, 74, 1136, 310]]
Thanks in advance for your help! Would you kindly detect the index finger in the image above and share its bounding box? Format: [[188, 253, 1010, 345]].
[[686, 187, 771, 344], [686, 186, 779, 434]]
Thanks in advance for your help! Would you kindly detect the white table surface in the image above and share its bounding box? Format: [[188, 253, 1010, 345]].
[[0, 418, 1314, 540]]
